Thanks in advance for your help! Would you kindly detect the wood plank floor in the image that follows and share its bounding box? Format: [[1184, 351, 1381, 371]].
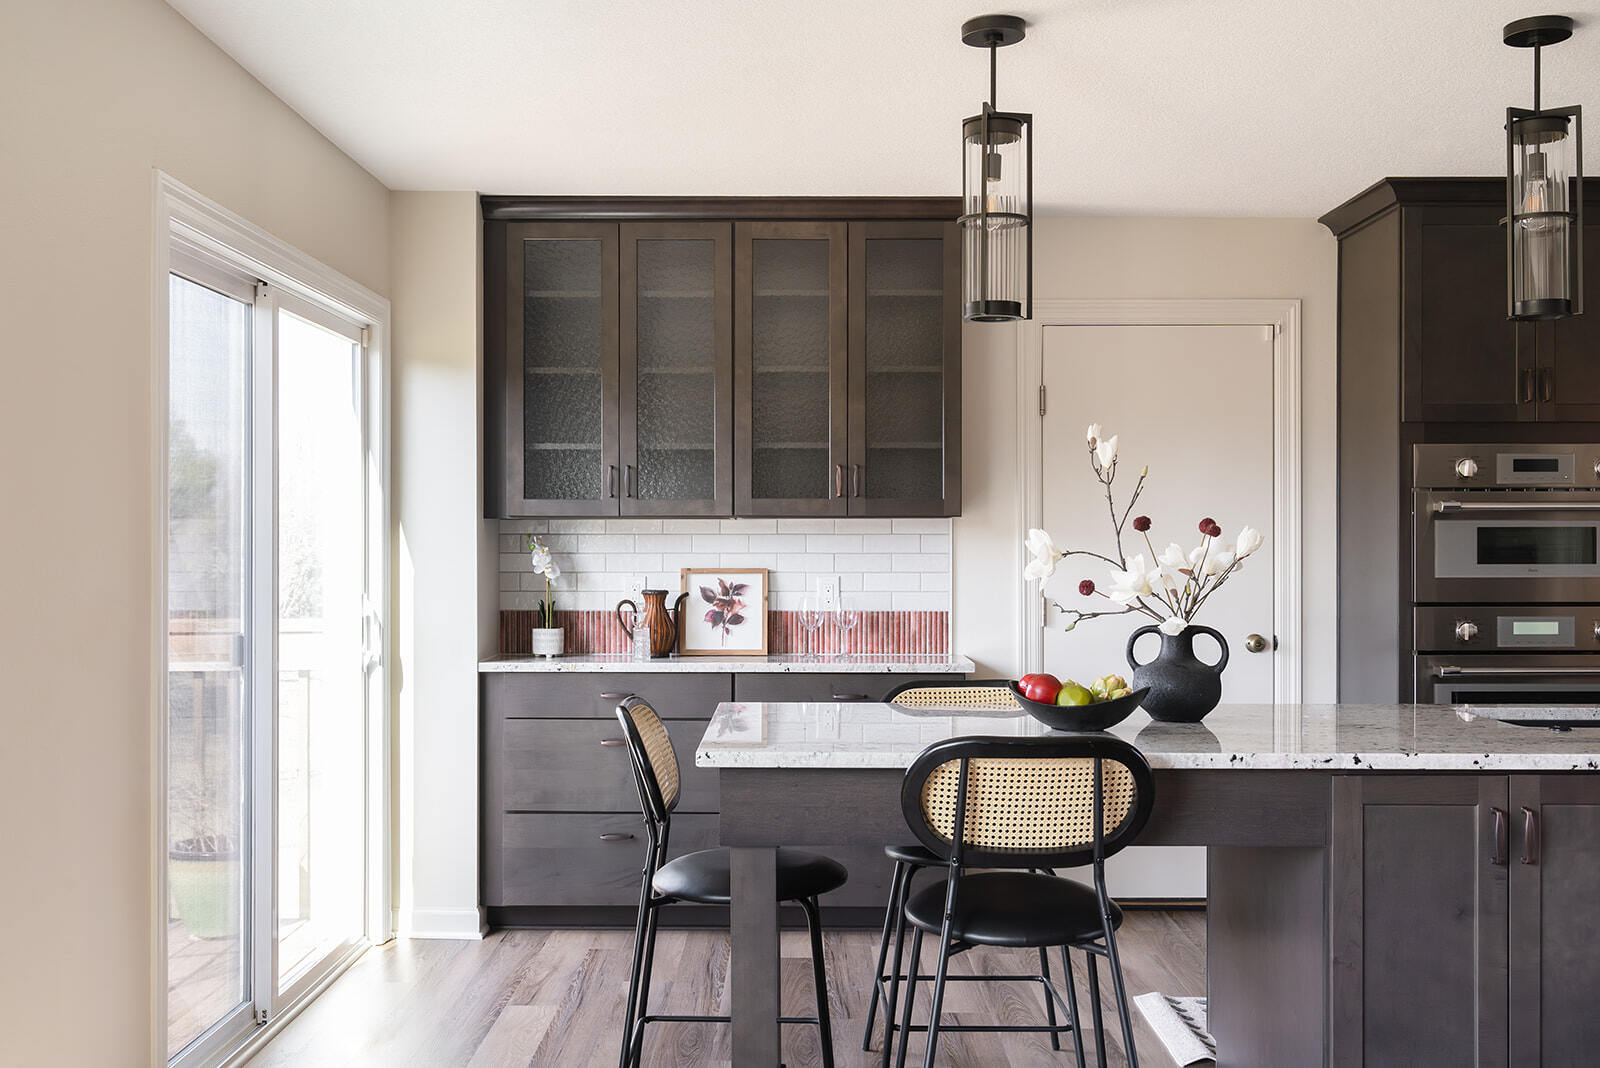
[[247, 912, 1204, 1067]]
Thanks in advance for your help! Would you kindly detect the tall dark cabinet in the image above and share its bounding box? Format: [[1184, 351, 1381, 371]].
[[485, 197, 961, 519], [1321, 179, 1600, 701]]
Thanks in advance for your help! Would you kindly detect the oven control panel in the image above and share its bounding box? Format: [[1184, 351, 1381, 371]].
[[1415, 444, 1600, 489], [1415, 606, 1600, 653]]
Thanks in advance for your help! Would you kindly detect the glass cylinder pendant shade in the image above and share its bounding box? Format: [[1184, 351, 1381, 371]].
[[960, 106, 1032, 322], [1507, 106, 1583, 319]]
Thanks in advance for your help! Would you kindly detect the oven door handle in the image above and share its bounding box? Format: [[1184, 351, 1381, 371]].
[[1436, 666, 1600, 678], [1433, 500, 1600, 513]]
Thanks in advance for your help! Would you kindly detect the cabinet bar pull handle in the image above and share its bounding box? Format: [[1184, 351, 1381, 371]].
[[1521, 369, 1535, 404], [600, 738, 626, 747], [852, 463, 863, 498], [600, 691, 631, 700], [1541, 368, 1554, 404], [608, 464, 618, 498], [626, 464, 636, 498], [599, 833, 634, 842], [1521, 806, 1540, 865], [1492, 807, 1508, 866], [831, 692, 869, 701], [834, 464, 844, 498]]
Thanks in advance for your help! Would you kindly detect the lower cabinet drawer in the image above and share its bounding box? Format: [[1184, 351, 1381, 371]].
[[731, 672, 960, 705], [483, 671, 732, 720], [497, 812, 721, 906], [500, 718, 718, 813]]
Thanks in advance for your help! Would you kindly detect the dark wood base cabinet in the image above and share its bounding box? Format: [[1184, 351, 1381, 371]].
[[480, 670, 961, 927], [1331, 774, 1600, 1067]]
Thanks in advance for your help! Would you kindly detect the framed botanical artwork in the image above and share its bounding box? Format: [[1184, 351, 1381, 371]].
[[679, 567, 769, 656]]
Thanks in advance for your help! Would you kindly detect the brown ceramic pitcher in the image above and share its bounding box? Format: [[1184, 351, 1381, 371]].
[[615, 589, 688, 658]]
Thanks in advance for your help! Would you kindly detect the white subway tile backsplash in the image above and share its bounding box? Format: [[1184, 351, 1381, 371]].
[[892, 518, 951, 534], [498, 516, 950, 614]]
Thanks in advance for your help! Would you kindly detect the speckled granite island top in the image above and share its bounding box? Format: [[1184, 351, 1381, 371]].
[[695, 701, 1600, 771], [478, 653, 975, 674]]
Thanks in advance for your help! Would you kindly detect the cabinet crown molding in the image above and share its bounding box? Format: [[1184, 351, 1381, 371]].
[[481, 195, 961, 222]]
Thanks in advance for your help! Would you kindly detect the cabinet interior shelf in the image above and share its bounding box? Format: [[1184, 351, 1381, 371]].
[[525, 366, 601, 375], [640, 443, 714, 451], [868, 289, 942, 297], [753, 442, 827, 450], [638, 290, 714, 299], [754, 289, 829, 298], [753, 365, 829, 374], [871, 442, 942, 450], [525, 290, 601, 298], [869, 366, 942, 374], [640, 367, 714, 375], [524, 442, 603, 450]]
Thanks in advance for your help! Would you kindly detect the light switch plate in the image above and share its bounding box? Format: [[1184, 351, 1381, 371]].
[[816, 576, 840, 612]]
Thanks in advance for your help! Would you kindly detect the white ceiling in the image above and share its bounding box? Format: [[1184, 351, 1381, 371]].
[[167, 0, 1600, 216]]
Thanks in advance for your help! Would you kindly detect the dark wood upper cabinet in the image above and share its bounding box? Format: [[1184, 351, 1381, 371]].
[[486, 198, 962, 519], [847, 221, 962, 517], [734, 221, 849, 517], [1402, 205, 1533, 423], [619, 222, 733, 515], [486, 221, 621, 517]]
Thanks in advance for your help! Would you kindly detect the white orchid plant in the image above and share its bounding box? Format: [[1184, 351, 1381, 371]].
[[1024, 424, 1264, 637], [527, 535, 561, 630]]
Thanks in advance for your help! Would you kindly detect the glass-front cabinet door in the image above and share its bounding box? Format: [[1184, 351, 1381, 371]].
[[735, 221, 849, 516], [848, 221, 961, 516], [620, 222, 733, 514], [498, 222, 620, 515]]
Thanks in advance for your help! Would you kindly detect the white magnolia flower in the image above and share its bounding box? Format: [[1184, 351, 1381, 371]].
[[1236, 525, 1264, 557], [1150, 564, 1182, 592], [1023, 528, 1064, 587], [1205, 546, 1236, 576], [1095, 434, 1119, 469], [1107, 554, 1155, 602], [1158, 542, 1189, 570], [1159, 615, 1189, 636], [1086, 422, 1103, 445]]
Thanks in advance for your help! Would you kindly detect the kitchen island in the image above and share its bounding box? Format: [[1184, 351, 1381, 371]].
[[698, 701, 1600, 1067]]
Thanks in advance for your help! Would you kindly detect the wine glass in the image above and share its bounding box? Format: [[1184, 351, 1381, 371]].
[[834, 594, 859, 660], [798, 593, 826, 661]]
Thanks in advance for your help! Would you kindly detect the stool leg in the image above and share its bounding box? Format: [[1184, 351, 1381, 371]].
[[619, 872, 653, 1068], [799, 896, 835, 1068], [881, 865, 919, 1068], [1085, 950, 1107, 1068], [920, 925, 955, 1068], [1060, 946, 1086, 1068], [893, 929, 923, 1068], [861, 861, 907, 1050], [627, 903, 663, 1067], [1102, 923, 1139, 1068], [1040, 946, 1061, 1051]]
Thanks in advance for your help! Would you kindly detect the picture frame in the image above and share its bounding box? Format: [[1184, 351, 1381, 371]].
[[679, 567, 769, 656]]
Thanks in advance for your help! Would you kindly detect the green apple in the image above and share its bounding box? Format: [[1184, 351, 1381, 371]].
[[1056, 680, 1093, 706]]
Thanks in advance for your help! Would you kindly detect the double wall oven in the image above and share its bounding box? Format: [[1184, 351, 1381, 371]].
[[1414, 443, 1600, 704]]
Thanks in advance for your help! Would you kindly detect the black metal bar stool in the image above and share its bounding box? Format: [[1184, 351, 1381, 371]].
[[863, 681, 1073, 1064], [614, 694, 848, 1068], [891, 733, 1156, 1068]]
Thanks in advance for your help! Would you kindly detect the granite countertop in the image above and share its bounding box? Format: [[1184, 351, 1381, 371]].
[[695, 701, 1600, 772], [478, 653, 976, 674]]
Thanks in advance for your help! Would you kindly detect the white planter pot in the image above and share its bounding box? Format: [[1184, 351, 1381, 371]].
[[530, 627, 564, 658]]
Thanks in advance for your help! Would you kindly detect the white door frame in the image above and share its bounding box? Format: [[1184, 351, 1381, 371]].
[[1015, 299, 1303, 703]]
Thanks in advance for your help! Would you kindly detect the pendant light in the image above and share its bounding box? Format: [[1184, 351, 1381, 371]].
[[1503, 15, 1583, 320], [959, 14, 1033, 323]]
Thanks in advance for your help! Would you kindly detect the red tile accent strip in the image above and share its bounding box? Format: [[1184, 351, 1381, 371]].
[[499, 608, 949, 656]]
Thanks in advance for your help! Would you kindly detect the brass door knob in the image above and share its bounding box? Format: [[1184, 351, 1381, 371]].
[[1244, 633, 1269, 653]]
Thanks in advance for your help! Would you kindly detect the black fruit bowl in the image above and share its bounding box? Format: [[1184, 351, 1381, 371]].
[[1007, 682, 1149, 733]]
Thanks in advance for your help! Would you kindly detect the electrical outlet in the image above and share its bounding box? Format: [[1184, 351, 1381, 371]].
[[816, 576, 840, 612], [629, 573, 650, 600]]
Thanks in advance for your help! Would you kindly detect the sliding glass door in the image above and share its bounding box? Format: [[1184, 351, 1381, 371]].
[[165, 246, 384, 1067]]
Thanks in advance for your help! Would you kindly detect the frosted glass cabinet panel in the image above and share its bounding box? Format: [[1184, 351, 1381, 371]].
[[848, 221, 961, 516], [494, 222, 620, 515], [735, 221, 849, 516], [620, 223, 733, 515]]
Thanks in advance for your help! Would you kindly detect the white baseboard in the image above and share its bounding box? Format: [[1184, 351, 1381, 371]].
[[400, 906, 487, 940]]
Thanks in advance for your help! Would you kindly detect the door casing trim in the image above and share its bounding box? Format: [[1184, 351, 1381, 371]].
[[1015, 299, 1304, 703]]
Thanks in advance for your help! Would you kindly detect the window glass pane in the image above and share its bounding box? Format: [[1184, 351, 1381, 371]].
[[276, 309, 367, 987], [166, 274, 250, 1058]]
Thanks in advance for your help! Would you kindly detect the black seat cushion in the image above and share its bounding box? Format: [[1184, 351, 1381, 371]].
[[653, 847, 848, 905], [884, 842, 941, 866], [903, 871, 1123, 948]]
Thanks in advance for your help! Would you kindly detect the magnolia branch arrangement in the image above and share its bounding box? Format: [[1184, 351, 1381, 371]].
[[1024, 424, 1264, 636]]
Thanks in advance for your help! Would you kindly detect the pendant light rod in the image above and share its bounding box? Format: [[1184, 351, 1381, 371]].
[[990, 41, 998, 108], [1534, 44, 1541, 110]]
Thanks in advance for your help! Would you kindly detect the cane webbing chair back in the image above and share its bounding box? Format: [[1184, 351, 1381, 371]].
[[886, 681, 1022, 712], [902, 735, 1154, 870], [617, 696, 681, 821]]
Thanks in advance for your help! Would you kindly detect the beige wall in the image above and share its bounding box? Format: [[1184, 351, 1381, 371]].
[[387, 192, 492, 937], [0, 0, 389, 1061], [954, 216, 1339, 701]]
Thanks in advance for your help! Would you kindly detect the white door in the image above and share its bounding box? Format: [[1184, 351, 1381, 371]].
[[1040, 323, 1277, 897]]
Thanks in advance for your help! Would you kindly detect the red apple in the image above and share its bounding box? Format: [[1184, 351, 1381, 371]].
[[1019, 673, 1063, 704]]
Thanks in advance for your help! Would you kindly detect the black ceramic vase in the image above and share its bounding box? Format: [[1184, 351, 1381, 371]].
[[1125, 624, 1229, 723]]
